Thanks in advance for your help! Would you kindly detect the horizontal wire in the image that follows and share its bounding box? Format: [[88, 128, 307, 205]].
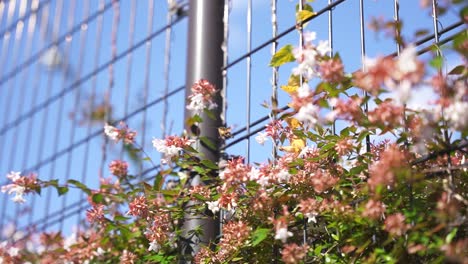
[[0, 16, 186, 136], [20, 85, 185, 174], [20, 163, 162, 232], [0, 0, 117, 87], [222, 0, 347, 71], [222, 29, 463, 150]]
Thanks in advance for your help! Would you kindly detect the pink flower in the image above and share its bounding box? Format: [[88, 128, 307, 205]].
[[104, 122, 136, 144], [186, 79, 218, 115], [1, 171, 38, 204], [108, 160, 128, 177], [86, 204, 105, 224], [127, 196, 148, 217], [362, 199, 386, 220], [152, 135, 194, 164], [281, 243, 309, 264], [384, 213, 410, 236]]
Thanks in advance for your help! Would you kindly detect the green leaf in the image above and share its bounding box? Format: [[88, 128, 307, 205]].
[[56, 186, 69, 196], [269, 45, 296, 67], [201, 159, 218, 170], [252, 228, 270, 246], [67, 179, 91, 195], [446, 228, 458, 244], [114, 215, 130, 222], [448, 65, 466, 75], [429, 55, 443, 69], [92, 193, 104, 204], [199, 136, 217, 151]]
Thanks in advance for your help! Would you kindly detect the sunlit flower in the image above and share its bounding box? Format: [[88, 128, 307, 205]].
[[275, 227, 293, 243], [104, 122, 136, 144], [206, 200, 220, 214], [281, 243, 309, 264], [255, 132, 269, 145], [384, 213, 410, 236], [108, 160, 128, 177], [187, 79, 218, 115]]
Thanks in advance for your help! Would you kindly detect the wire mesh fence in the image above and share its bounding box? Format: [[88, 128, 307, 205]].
[[0, 0, 464, 251]]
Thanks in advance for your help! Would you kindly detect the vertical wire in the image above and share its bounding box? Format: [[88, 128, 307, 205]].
[[50, 0, 77, 232], [5, 0, 28, 171], [99, 0, 120, 183], [120, 0, 137, 160], [220, 0, 231, 238], [10, 0, 39, 226], [9, 0, 38, 227], [359, 0, 370, 153], [245, 0, 252, 163], [297, 0, 308, 249], [161, 0, 173, 140], [0, 0, 21, 171], [430, 0, 453, 195], [24, 0, 50, 228], [38, 0, 65, 231], [328, 0, 336, 135], [76, 0, 105, 230], [8, 0, 39, 172], [67, 0, 90, 230], [0, 0, 16, 76], [270, 0, 278, 160], [0, 0, 20, 232], [139, 0, 155, 175]]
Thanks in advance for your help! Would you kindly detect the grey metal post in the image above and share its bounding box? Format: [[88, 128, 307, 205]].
[[182, 0, 224, 258]]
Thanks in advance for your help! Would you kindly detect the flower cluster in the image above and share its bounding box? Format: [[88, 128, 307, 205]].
[[104, 121, 136, 144], [108, 160, 128, 177], [1, 171, 38, 203], [152, 135, 195, 164], [354, 44, 424, 103], [292, 32, 331, 79], [186, 79, 218, 115]]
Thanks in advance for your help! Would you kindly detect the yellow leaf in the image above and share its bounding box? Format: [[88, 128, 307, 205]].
[[280, 137, 306, 154], [281, 85, 299, 94], [286, 117, 302, 129], [296, 10, 316, 23]]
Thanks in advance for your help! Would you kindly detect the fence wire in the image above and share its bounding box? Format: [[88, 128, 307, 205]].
[[0, 0, 464, 253]]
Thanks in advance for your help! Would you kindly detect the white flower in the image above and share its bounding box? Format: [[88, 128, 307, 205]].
[[2, 185, 26, 204], [397, 44, 417, 74], [248, 167, 261, 181], [297, 83, 311, 98], [186, 93, 205, 115], [274, 227, 293, 243], [12, 191, 26, 204], [6, 171, 21, 182], [206, 200, 220, 214], [255, 132, 269, 145], [63, 233, 77, 251], [303, 31, 317, 43], [7, 246, 19, 257], [104, 124, 119, 141], [305, 212, 318, 223], [148, 240, 161, 252], [295, 103, 319, 128], [445, 101, 468, 130], [277, 169, 290, 183], [95, 247, 105, 256], [257, 175, 270, 187], [316, 40, 331, 56]]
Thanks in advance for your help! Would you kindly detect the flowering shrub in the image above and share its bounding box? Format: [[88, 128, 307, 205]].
[[1, 1, 467, 263]]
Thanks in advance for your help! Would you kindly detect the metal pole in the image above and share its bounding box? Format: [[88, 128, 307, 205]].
[[182, 0, 224, 258]]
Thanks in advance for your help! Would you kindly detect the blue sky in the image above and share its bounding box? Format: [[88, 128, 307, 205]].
[[0, 0, 463, 237]]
